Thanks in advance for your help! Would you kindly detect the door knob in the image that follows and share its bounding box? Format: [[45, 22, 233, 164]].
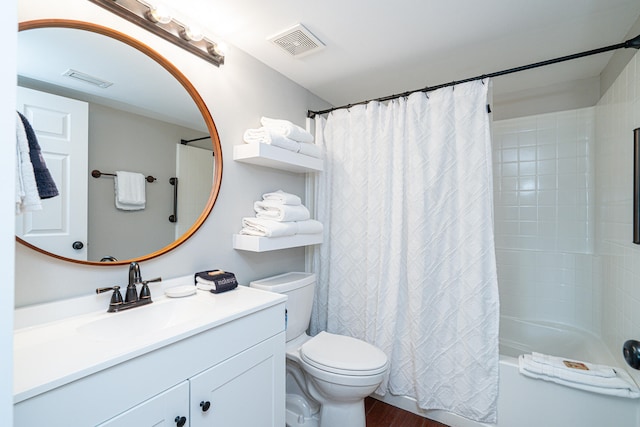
[[72, 241, 84, 250]]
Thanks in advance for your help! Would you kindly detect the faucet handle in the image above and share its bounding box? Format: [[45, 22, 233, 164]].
[[139, 277, 162, 300], [96, 285, 124, 310]]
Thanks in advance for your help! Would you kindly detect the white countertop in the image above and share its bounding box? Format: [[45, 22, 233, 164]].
[[13, 277, 286, 403]]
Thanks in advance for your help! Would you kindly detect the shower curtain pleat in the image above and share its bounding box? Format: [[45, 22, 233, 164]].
[[311, 80, 500, 423]]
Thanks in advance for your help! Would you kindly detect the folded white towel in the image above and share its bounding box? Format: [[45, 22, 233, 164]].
[[260, 116, 314, 143], [243, 128, 300, 152], [115, 171, 146, 211], [240, 217, 323, 237], [519, 354, 640, 398], [254, 200, 310, 222], [15, 112, 41, 214], [240, 217, 298, 237], [295, 219, 323, 234], [531, 352, 616, 378], [297, 142, 323, 158], [262, 190, 302, 206]]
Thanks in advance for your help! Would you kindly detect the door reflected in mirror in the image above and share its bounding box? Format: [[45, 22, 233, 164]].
[[16, 20, 222, 265]]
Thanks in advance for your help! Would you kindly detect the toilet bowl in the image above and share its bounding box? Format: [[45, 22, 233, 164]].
[[250, 272, 388, 427]]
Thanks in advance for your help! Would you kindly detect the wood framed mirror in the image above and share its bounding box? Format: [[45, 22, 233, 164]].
[[16, 19, 223, 265]]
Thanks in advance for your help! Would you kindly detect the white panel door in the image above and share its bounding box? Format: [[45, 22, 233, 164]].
[[189, 334, 285, 427], [16, 87, 89, 260], [175, 143, 214, 239], [97, 381, 189, 427]]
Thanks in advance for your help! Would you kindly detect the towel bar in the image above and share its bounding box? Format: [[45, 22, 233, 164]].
[[91, 169, 156, 183]]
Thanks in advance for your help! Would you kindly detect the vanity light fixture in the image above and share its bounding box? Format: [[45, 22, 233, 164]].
[[88, 0, 225, 66]]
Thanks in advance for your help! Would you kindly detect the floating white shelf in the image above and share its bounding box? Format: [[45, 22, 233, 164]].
[[233, 234, 323, 252], [233, 144, 323, 173]]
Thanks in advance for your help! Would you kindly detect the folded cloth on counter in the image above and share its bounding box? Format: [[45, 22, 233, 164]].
[[18, 112, 58, 199], [15, 112, 41, 213], [240, 217, 323, 237], [531, 352, 616, 378], [254, 200, 310, 222], [260, 116, 314, 143], [114, 171, 146, 211], [262, 190, 301, 206], [519, 354, 640, 398], [194, 270, 238, 293]]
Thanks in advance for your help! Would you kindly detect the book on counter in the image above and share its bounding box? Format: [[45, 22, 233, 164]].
[[194, 269, 238, 293]]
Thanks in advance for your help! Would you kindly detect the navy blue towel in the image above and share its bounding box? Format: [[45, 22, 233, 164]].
[[195, 270, 238, 293], [17, 112, 59, 199]]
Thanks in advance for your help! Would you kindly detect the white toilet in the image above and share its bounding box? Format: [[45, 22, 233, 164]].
[[251, 272, 388, 427]]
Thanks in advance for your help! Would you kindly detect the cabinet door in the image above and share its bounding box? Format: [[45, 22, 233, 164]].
[[97, 381, 189, 427], [190, 333, 285, 427]]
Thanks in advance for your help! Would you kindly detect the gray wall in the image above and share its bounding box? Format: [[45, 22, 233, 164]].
[[15, 0, 331, 307]]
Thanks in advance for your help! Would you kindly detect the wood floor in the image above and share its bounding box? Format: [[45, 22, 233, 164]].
[[364, 397, 450, 427]]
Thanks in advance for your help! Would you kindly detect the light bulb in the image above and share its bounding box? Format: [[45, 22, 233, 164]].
[[145, 4, 172, 24], [180, 25, 204, 42]]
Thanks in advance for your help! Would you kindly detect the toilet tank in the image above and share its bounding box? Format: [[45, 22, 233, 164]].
[[250, 272, 315, 342]]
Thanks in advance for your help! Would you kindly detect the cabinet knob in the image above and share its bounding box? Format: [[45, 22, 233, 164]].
[[72, 241, 84, 250], [200, 400, 211, 412], [174, 415, 187, 427]]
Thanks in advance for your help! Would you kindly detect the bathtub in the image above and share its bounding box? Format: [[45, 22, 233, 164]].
[[374, 316, 640, 427]]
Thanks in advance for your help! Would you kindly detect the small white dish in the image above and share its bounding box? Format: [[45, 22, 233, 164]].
[[164, 285, 197, 298]]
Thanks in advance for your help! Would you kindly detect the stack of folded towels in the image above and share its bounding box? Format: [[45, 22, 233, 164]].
[[519, 352, 640, 398], [243, 116, 322, 158], [240, 190, 323, 238]]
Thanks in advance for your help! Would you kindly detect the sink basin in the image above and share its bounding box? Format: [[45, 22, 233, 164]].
[[77, 296, 210, 341]]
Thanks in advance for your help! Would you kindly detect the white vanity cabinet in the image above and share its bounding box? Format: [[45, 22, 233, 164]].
[[14, 286, 286, 427], [97, 334, 283, 427], [97, 381, 190, 427]]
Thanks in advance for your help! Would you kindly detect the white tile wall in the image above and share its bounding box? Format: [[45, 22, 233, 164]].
[[492, 108, 598, 330], [596, 49, 640, 376]]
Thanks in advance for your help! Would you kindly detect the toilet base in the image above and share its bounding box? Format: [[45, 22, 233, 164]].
[[318, 400, 366, 427], [286, 393, 319, 427]]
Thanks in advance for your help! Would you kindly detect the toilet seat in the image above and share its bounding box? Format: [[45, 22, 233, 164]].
[[300, 332, 388, 376]]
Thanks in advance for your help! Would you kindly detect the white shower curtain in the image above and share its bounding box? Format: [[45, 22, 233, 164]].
[[311, 81, 500, 423]]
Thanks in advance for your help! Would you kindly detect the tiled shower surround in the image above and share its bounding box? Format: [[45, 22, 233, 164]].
[[492, 108, 599, 332], [492, 49, 640, 373]]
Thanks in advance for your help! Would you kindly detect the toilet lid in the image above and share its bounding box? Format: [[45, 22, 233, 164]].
[[300, 332, 388, 376]]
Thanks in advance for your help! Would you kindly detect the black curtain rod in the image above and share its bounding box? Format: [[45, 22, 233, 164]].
[[307, 34, 640, 119]]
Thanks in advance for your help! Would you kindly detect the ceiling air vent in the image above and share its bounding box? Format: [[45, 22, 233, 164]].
[[63, 69, 113, 88], [268, 23, 325, 58]]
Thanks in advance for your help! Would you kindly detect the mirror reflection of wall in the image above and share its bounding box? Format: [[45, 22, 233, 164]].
[[87, 103, 210, 261], [16, 23, 220, 264]]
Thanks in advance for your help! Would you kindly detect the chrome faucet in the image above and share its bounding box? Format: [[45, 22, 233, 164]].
[[96, 262, 161, 312]]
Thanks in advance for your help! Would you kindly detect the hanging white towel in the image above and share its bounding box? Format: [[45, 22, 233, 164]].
[[262, 190, 302, 205], [260, 116, 314, 143], [114, 171, 146, 211], [254, 200, 310, 222], [519, 354, 640, 398], [15, 112, 41, 214]]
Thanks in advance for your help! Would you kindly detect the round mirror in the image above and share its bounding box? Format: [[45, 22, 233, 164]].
[[16, 20, 223, 265]]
